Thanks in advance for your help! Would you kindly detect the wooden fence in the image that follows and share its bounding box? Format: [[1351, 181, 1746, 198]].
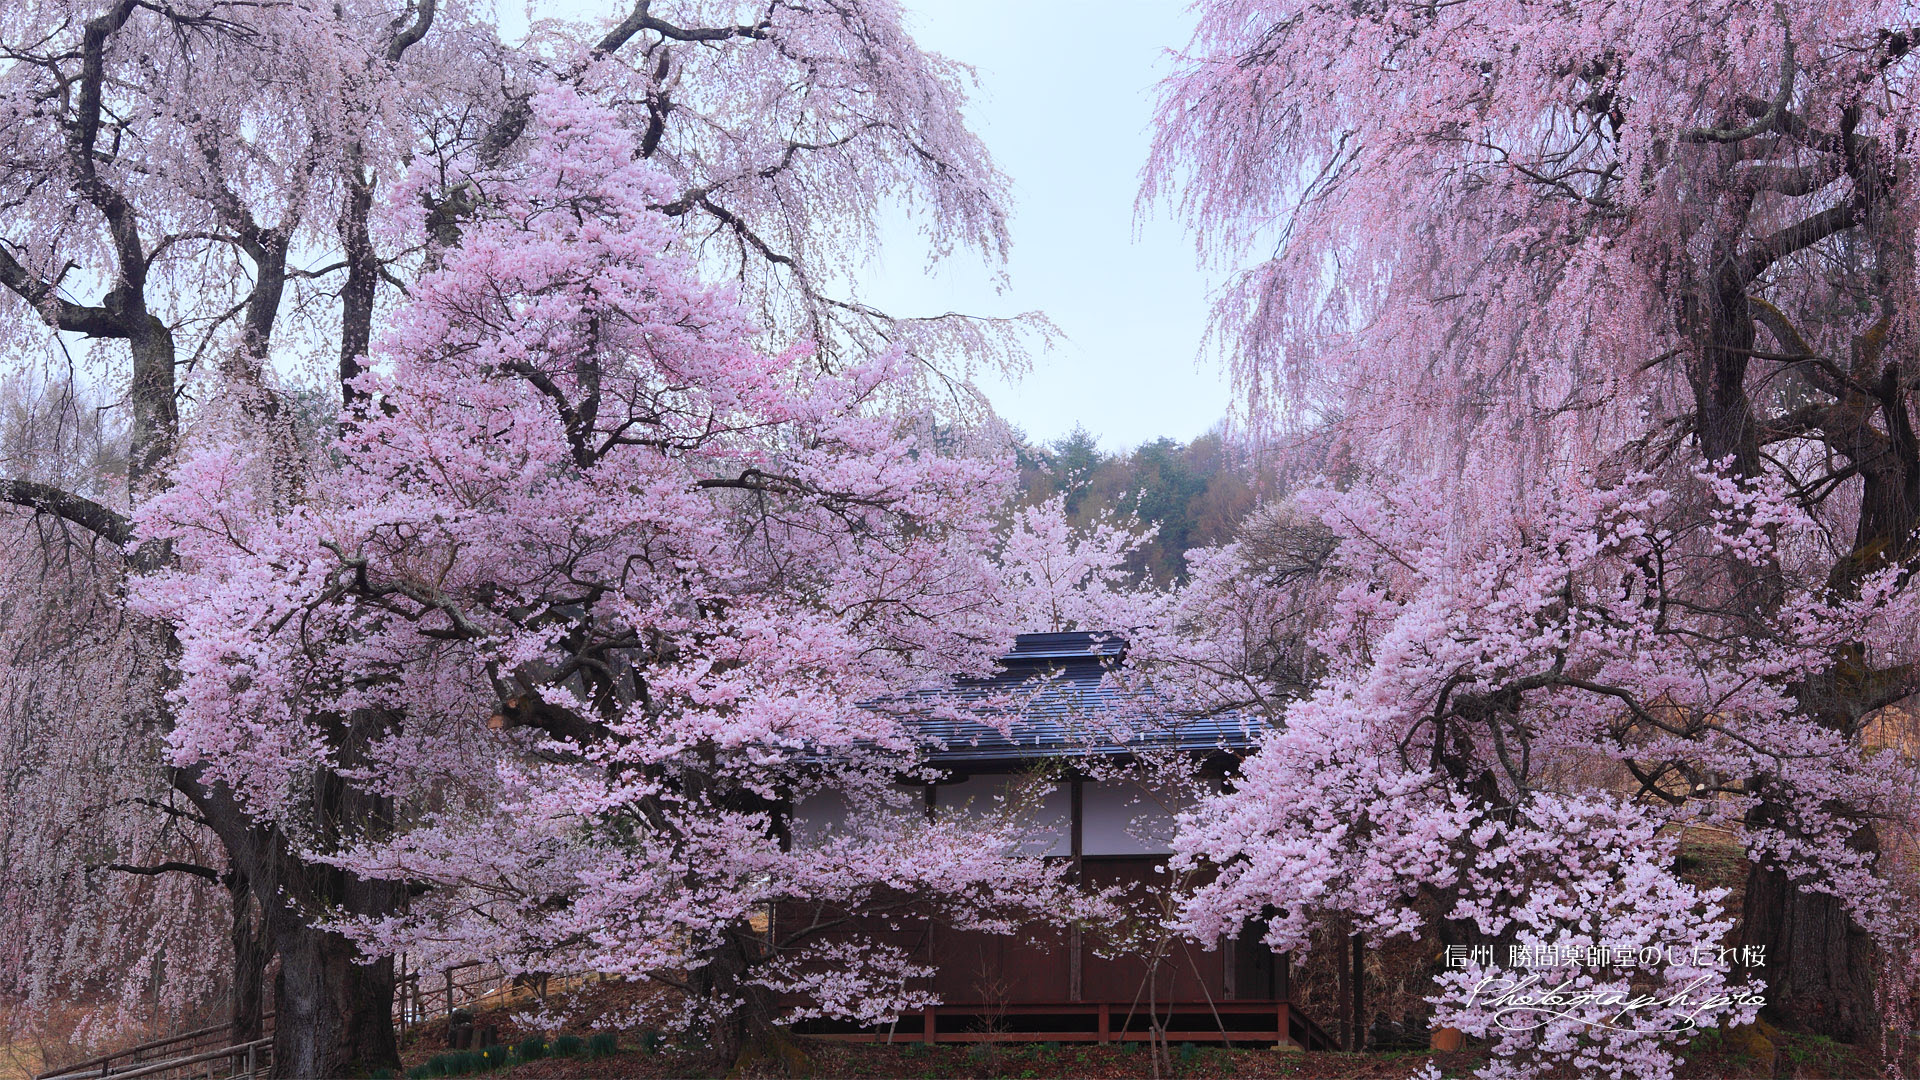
[[35, 1026, 271, 1080], [34, 957, 599, 1080]]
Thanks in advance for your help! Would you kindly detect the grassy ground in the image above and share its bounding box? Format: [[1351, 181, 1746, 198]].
[[0, 1039, 43, 1080], [395, 912, 1890, 1080], [402, 1039, 1460, 1080], [394, 1032, 1886, 1080], [398, 1012, 1884, 1079], [1676, 1023, 1880, 1080]]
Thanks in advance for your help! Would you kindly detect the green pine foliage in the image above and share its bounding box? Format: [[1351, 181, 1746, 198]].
[[1014, 426, 1273, 583]]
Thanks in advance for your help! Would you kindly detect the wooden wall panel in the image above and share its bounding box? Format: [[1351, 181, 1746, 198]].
[[1077, 856, 1229, 1005], [930, 920, 1073, 1004]]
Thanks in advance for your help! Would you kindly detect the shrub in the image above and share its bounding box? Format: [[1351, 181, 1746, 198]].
[[405, 1068, 430, 1080], [552, 1034, 585, 1058], [479, 1045, 508, 1071], [588, 1032, 619, 1058], [1177, 1042, 1200, 1065], [637, 1029, 661, 1054], [423, 1053, 452, 1077], [369, 1070, 395, 1080], [515, 1036, 546, 1061]]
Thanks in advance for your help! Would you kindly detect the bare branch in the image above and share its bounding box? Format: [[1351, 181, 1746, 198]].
[[92, 861, 221, 884], [0, 478, 133, 546]]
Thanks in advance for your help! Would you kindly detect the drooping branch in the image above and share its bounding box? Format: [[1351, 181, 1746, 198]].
[[0, 479, 133, 546], [1683, 4, 1796, 146], [92, 861, 222, 884], [594, 0, 772, 56], [384, 0, 437, 62], [1737, 203, 1860, 285], [0, 246, 127, 337]]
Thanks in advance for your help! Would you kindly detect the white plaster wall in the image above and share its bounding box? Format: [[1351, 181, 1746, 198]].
[[933, 774, 1071, 857], [1081, 779, 1184, 855], [791, 785, 924, 846]]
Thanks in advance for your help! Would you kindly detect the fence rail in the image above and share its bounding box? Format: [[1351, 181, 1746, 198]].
[[36, 1019, 273, 1080], [37, 957, 595, 1080], [394, 959, 601, 1030], [395, 959, 506, 1028], [94, 1039, 272, 1080]]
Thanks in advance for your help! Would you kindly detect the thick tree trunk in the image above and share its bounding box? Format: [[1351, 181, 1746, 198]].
[[1692, 272, 1762, 478], [1691, 280, 1895, 1047], [264, 734, 406, 1078], [1740, 851, 1878, 1042], [338, 173, 377, 411], [272, 921, 399, 1079], [228, 873, 269, 1044], [695, 928, 806, 1077], [179, 762, 405, 1078], [702, 941, 755, 1069], [1738, 368, 1914, 1046], [1740, 795, 1880, 1043]]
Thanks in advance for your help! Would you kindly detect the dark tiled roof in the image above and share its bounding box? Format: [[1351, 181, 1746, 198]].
[[895, 631, 1264, 765]]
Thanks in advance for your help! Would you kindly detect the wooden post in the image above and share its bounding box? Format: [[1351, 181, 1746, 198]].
[[1222, 934, 1237, 1001], [1098, 1002, 1110, 1045], [922, 1006, 936, 1044], [1349, 932, 1364, 1052], [1335, 933, 1350, 1048], [923, 781, 939, 1024], [1069, 776, 1084, 1004], [1276, 1002, 1291, 1049], [1277, 950, 1291, 1004]]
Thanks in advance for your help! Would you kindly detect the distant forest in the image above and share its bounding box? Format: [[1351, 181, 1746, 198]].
[[1013, 426, 1271, 584]]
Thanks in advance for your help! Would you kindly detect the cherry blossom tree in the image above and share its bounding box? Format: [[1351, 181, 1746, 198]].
[[130, 87, 1081, 1071], [0, 376, 241, 1049], [420, 0, 1046, 410], [999, 494, 1155, 634], [1143, 468, 1920, 1078], [1144, 0, 1920, 1059], [0, 0, 1037, 1073]]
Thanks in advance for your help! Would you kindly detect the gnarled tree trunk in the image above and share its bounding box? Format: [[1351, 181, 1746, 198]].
[[227, 872, 269, 1044], [272, 920, 399, 1078], [1740, 841, 1879, 1041], [694, 925, 809, 1077], [181, 759, 405, 1078]]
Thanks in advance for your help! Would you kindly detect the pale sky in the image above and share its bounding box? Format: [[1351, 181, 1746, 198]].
[[857, 1, 1233, 451], [510, 1, 1234, 452]]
